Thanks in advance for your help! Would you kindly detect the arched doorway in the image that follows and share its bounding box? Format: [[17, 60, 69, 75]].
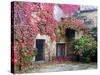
[[65, 28, 75, 56], [55, 17, 86, 60]]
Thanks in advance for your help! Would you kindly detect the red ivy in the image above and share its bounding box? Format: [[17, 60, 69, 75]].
[[12, 2, 57, 65]]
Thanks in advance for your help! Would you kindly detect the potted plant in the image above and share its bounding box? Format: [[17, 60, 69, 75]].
[[72, 38, 84, 61], [73, 35, 97, 63]]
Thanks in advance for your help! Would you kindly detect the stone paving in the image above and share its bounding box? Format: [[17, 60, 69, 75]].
[[25, 62, 97, 73]]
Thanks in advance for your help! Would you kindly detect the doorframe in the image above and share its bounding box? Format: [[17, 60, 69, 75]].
[[35, 39, 45, 61]]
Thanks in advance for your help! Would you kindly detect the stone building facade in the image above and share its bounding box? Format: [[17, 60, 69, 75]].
[[33, 17, 86, 62]]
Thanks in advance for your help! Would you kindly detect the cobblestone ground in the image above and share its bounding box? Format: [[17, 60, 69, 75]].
[[24, 62, 97, 73]]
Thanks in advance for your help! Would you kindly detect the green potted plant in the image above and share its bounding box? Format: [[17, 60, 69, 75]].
[[73, 37, 85, 61], [73, 35, 97, 63]]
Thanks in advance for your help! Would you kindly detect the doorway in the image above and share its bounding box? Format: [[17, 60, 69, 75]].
[[35, 39, 45, 61], [65, 28, 75, 55]]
